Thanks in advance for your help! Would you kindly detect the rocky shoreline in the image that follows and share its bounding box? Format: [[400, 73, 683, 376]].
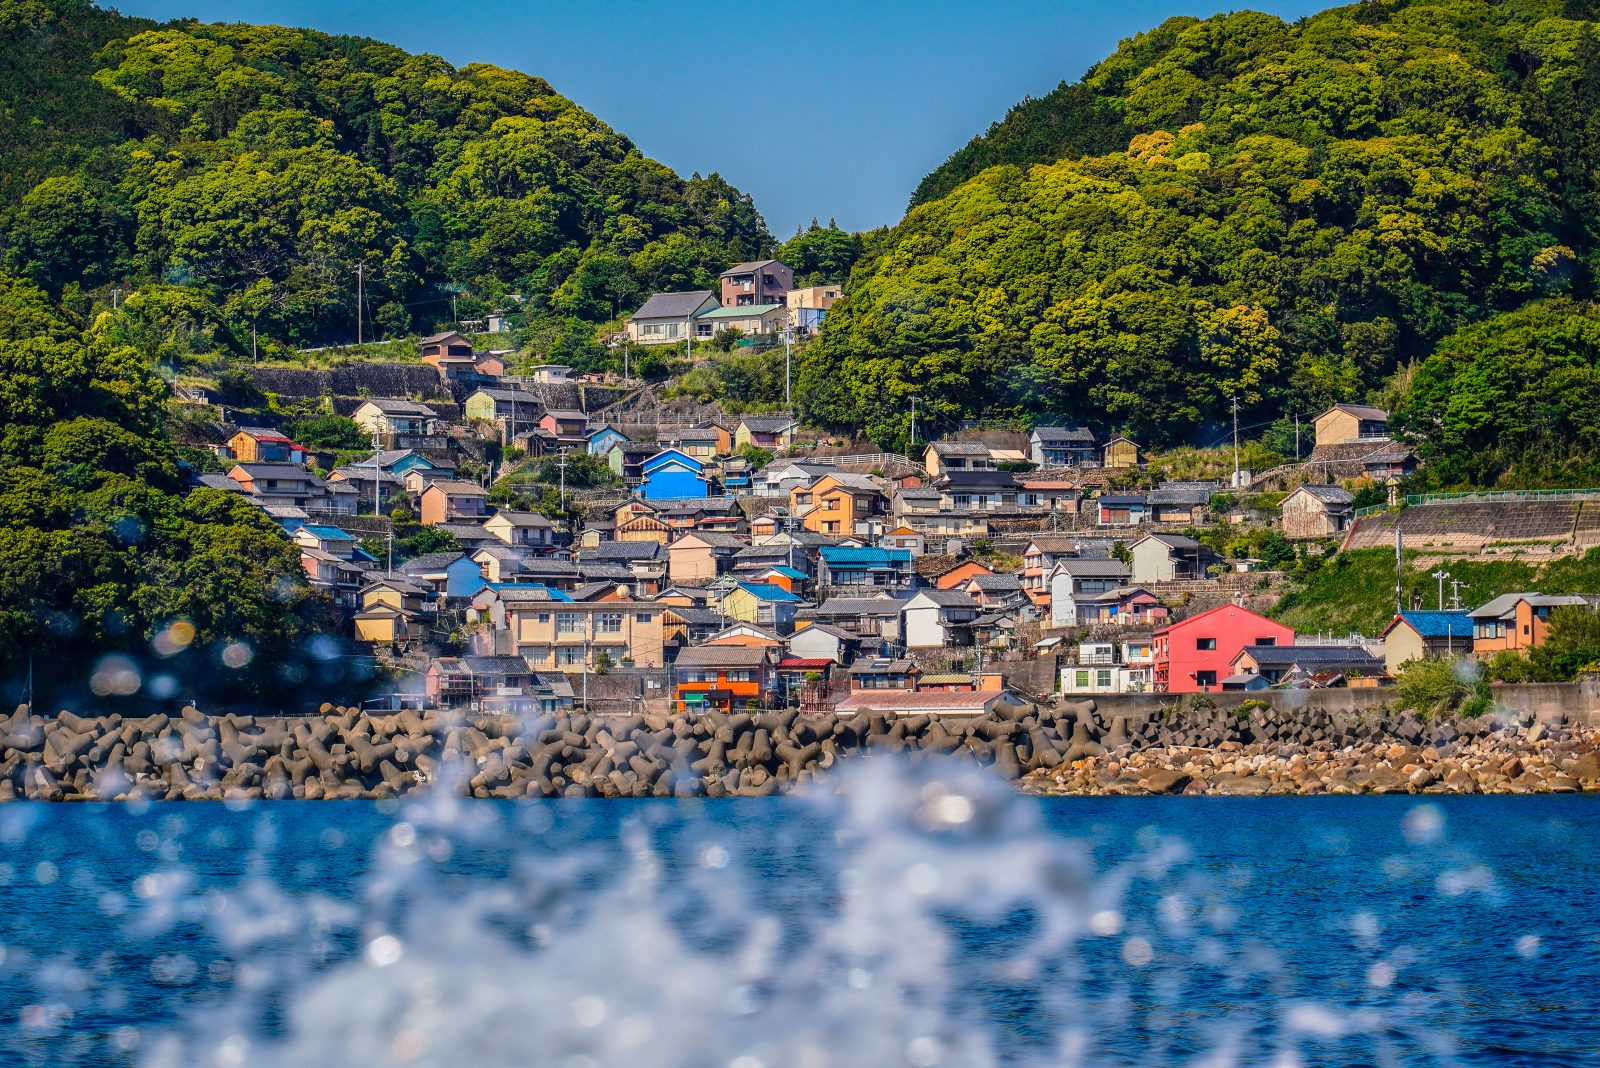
[[1, 699, 1597, 800]]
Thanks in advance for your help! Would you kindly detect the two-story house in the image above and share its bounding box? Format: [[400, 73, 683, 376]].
[[1152, 604, 1294, 693], [1048, 558, 1132, 628], [720, 259, 794, 307], [228, 426, 306, 464], [351, 399, 438, 448], [1129, 533, 1216, 583], [483, 510, 557, 549], [1029, 426, 1098, 467], [792, 473, 885, 535], [817, 545, 914, 589], [499, 596, 668, 671], [902, 589, 981, 649], [419, 480, 489, 526], [626, 291, 722, 345], [735, 415, 796, 452], [674, 645, 774, 713], [227, 462, 328, 509], [923, 441, 994, 479]]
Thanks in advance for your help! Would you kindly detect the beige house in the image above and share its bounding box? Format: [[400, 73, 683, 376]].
[[626, 291, 721, 345], [1280, 484, 1354, 540], [786, 284, 841, 311], [666, 532, 745, 584], [1314, 404, 1389, 446], [697, 304, 789, 338], [419, 480, 489, 526], [502, 598, 667, 671]]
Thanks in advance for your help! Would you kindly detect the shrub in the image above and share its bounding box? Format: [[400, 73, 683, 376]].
[[1394, 656, 1484, 717], [1485, 649, 1532, 683]]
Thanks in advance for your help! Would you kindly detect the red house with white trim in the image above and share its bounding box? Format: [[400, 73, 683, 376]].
[[1152, 604, 1294, 694]]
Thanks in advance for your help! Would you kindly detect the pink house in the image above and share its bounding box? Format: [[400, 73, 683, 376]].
[[1153, 604, 1294, 694]]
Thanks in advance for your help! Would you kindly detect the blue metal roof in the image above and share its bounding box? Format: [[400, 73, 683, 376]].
[[302, 524, 356, 540], [487, 582, 573, 602], [818, 546, 912, 564], [1395, 611, 1473, 639], [735, 582, 803, 603]]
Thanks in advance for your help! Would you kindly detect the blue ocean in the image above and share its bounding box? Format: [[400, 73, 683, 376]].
[[1, 763, 1596, 1067]]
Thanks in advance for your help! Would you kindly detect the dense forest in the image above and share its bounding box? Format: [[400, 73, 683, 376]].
[[805, 0, 1600, 479], [0, 0, 772, 350]]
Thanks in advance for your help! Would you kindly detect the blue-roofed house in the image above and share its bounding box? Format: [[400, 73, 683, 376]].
[[721, 581, 803, 633], [293, 524, 362, 560], [1381, 611, 1474, 675], [400, 551, 488, 601], [638, 449, 711, 501], [586, 425, 629, 457], [817, 545, 915, 590]]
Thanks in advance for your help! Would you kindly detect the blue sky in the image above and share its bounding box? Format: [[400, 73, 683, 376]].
[[116, 0, 1329, 236]]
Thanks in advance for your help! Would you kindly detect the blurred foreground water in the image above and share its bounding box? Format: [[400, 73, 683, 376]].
[[0, 759, 1596, 1067]]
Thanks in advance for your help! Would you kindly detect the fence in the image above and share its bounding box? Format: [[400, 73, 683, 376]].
[[1404, 488, 1600, 506]]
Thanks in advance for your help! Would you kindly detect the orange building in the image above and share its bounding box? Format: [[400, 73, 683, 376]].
[[1469, 593, 1593, 656], [934, 560, 995, 590], [790, 473, 884, 535], [673, 645, 774, 713], [418, 480, 489, 526]]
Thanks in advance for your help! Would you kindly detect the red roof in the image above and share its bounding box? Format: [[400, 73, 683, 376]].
[[777, 658, 833, 670]]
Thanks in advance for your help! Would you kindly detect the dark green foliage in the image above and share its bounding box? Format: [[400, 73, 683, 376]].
[[1529, 604, 1600, 679], [0, 273, 321, 702], [776, 220, 867, 285], [0, 1, 770, 347], [283, 413, 367, 451], [1393, 300, 1600, 486], [815, 0, 1600, 450]]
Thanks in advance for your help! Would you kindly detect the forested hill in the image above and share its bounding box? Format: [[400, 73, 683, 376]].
[[0, 0, 771, 346], [805, 0, 1600, 463]]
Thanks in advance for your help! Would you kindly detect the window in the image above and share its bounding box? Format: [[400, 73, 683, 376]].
[[1195, 670, 1217, 688], [556, 647, 585, 667], [1256, 637, 1276, 647], [537, 613, 551, 623], [1096, 670, 1113, 689], [597, 612, 623, 634], [1196, 637, 1217, 651], [1074, 671, 1089, 688], [556, 612, 583, 635], [636, 612, 653, 623], [727, 670, 753, 682]]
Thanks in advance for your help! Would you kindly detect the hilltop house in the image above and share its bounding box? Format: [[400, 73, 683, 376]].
[[626, 290, 721, 345], [720, 259, 794, 307], [1149, 482, 1217, 524], [351, 399, 437, 447], [418, 480, 489, 526], [736, 415, 795, 451], [1129, 533, 1215, 583], [227, 426, 305, 464], [420, 331, 503, 379], [1280, 485, 1355, 540], [1314, 404, 1390, 446], [1382, 611, 1474, 674], [923, 441, 993, 479], [1102, 437, 1140, 469], [698, 304, 789, 339], [1030, 427, 1097, 467]]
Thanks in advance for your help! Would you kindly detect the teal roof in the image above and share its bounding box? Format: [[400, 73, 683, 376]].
[[735, 582, 803, 603], [763, 566, 808, 579], [302, 525, 356, 541], [696, 304, 785, 319]]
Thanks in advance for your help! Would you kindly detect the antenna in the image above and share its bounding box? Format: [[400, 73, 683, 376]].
[[1431, 568, 1450, 611]]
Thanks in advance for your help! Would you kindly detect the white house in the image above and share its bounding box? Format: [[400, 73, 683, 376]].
[[1048, 558, 1131, 628], [901, 589, 980, 649]]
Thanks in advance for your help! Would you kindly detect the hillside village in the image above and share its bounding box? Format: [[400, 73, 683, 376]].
[[179, 256, 1600, 716]]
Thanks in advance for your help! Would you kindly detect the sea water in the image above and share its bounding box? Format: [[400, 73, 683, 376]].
[[0, 760, 1596, 1067]]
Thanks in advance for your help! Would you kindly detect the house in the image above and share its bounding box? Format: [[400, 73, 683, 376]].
[[638, 449, 710, 501], [786, 284, 841, 336], [787, 623, 855, 665], [882, 526, 925, 555], [1102, 437, 1140, 469], [938, 470, 1020, 511], [760, 459, 832, 496], [227, 462, 328, 508], [1314, 403, 1389, 446], [581, 540, 667, 594], [1030, 427, 1098, 467], [735, 415, 796, 452], [798, 595, 908, 645], [923, 441, 994, 479], [892, 486, 945, 516], [1129, 533, 1215, 583], [1230, 644, 1385, 685], [750, 565, 807, 594], [351, 399, 437, 447], [1023, 536, 1093, 597], [833, 688, 1015, 717], [608, 441, 661, 485], [697, 420, 735, 454], [960, 573, 1026, 609], [848, 657, 922, 691], [697, 304, 789, 339], [674, 645, 774, 714], [1381, 611, 1475, 675], [538, 408, 588, 442], [425, 656, 573, 715], [1281, 485, 1355, 540], [717, 458, 753, 493], [627, 290, 722, 345], [931, 559, 994, 591], [498, 597, 668, 671], [1048, 558, 1132, 628], [473, 544, 532, 584], [902, 589, 980, 649], [356, 449, 449, 479], [483, 510, 557, 549], [704, 621, 786, 649], [420, 330, 473, 369], [720, 259, 794, 307], [1098, 494, 1150, 526], [1148, 482, 1218, 524], [1067, 586, 1167, 627], [327, 465, 406, 512], [419, 480, 489, 526], [1018, 479, 1081, 513], [400, 551, 488, 600], [1153, 604, 1295, 693], [816, 545, 914, 589], [663, 605, 723, 645], [1060, 637, 1155, 694], [299, 547, 368, 608], [467, 582, 572, 631], [667, 532, 746, 584], [227, 426, 305, 464], [587, 426, 629, 457], [463, 387, 541, 431], [1469, 593, 1595, 657], [720, 582, 803, 633], [792, 473, 885, 535], [353, 601, 428, 645], [292, 524, 362, 560], [660, 427, 723, 462]]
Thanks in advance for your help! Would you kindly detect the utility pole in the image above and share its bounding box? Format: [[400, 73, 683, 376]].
[[1294, 412, 1301, 462], [558, 447, 571, 512], [112, 285, 123, 310], [252, 320, 258, 362], [784, 325, 793, 408], [1449, 579, 1469, 612], [909, 395, 918, 451], [387, 529, 394, 576], [1394, 526, 1404, 616], [371, 426, 382, 516], [1432, 568, 1450, 611], [355, 264, 366, 345], [1231, 396, 1241, 488]]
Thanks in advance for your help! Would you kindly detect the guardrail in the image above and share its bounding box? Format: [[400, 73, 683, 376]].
[[1404, 489, 1600, 506], [1353, 504, 1393, 519]]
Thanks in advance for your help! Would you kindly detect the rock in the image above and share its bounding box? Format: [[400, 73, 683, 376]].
[[1139, 768, 1192, 794]]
